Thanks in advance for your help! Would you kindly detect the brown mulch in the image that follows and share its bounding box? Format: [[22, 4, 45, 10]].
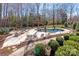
[[0, 35, 8, 48], [0, 34, 13, 56], [0, 34, 11, 48], [0, 41, 28, 56]]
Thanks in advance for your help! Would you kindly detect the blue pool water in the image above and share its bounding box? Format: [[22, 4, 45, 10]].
[[40, 29, 64, 33]]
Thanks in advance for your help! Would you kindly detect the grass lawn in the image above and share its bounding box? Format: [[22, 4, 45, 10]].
[[46, 25, 64, 29], [69, 35, 79, 42]]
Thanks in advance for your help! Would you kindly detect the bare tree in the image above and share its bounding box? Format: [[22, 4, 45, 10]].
[[52, 4, 55, 29], [76, 4, 79, 23], [3, 3, 8, 27], [19, 3, 23, 28], [0, 3, 2, 19], [16, 3, 20, 29], [3, 3, 8, 17], [0, 3, 2, 27], [25, 4, 30, 28], [42, 3, 47, 32], [35, 3, 40, 29], [69, 4, 74, 24], [0, 3, 2, 20], [59, 4, 68, 24]]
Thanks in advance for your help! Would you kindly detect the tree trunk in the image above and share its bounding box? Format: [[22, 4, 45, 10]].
[[53, 4, 55, 29]]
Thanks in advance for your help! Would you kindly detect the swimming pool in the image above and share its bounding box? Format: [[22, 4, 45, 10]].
[[39, 29, 64, 33]]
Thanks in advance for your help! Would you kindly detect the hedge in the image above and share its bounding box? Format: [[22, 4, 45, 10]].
[[55, 45, 79, 56], [64, 40, 79, 50]]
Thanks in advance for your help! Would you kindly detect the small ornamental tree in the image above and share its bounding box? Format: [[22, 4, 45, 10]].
[[73, 23, 77, 30], [64, 35, 69, 40], [76, 23, 79, 31], [76, 32, 79, 36], [48, 40, 60, 56], [64, 22, 68, 28], [34, 43, 46, 56], [56, 37, 64, 46]]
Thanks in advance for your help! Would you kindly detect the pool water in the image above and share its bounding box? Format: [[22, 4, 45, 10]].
[[40, 29, 64, 33]]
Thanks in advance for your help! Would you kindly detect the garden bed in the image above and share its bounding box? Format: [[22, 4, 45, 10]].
[[0, 34, 11, 48], [0, 41, 28, 56]]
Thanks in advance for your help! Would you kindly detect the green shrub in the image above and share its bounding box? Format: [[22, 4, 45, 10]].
[[56, 40, 79, 56], [48, 40, 60, 49], [77, 29, 79, 32], [55, 45, 79, 56], [0, 28, 8, 35], [0, 27, 11, 35], [56, 37, 64, 46], [76, 23, 79, 31], [64, 35, 69, 40], [69, 36, 79, 42], [64, 22, 68, 28], [69, 33, 76, 36], [0, 29, 4, 35], [48, 40, 60, 56], [76, 32, 79, 36], [64, 40, 79, 50], [9, 28, 13, 31], [34, 43, 46, 56], [73, 23, 77, 30]]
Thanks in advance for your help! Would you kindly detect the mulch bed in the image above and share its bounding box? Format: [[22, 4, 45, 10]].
[[0, 34, 11, 48], [0, 41, 28, 56], [0, 34, 13, 56]]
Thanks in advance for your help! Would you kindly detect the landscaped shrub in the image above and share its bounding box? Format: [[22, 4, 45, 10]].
[[48, 40, 60, 50], [64, 40, 79, 50], [55, 45, 79, 56], [64, 35, 69, 40], [77, 29, 79, 32], [73, 23, 77, 30], [55, 40, 79, 56], [48, 40, 60, 56], [0, 27, 12, 35], [34, 43, 46, 56], [0, 28, 5, 34], [0, 28, 8, 35], [76, 32, 79, 36], [76, 23, 79, 31], [69, 36, 79, 43], [64, 22, 68, 28], [56, 37, 64, 46], [69, 33, 76, 36], [9, 27, 13, 31]]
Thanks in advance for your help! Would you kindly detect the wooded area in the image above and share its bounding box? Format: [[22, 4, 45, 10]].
[[0, 3, 79, 28]]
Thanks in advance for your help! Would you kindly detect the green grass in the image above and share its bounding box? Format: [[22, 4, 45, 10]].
[[46, 25, 64, 30], [69, 35, 79, 42]]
